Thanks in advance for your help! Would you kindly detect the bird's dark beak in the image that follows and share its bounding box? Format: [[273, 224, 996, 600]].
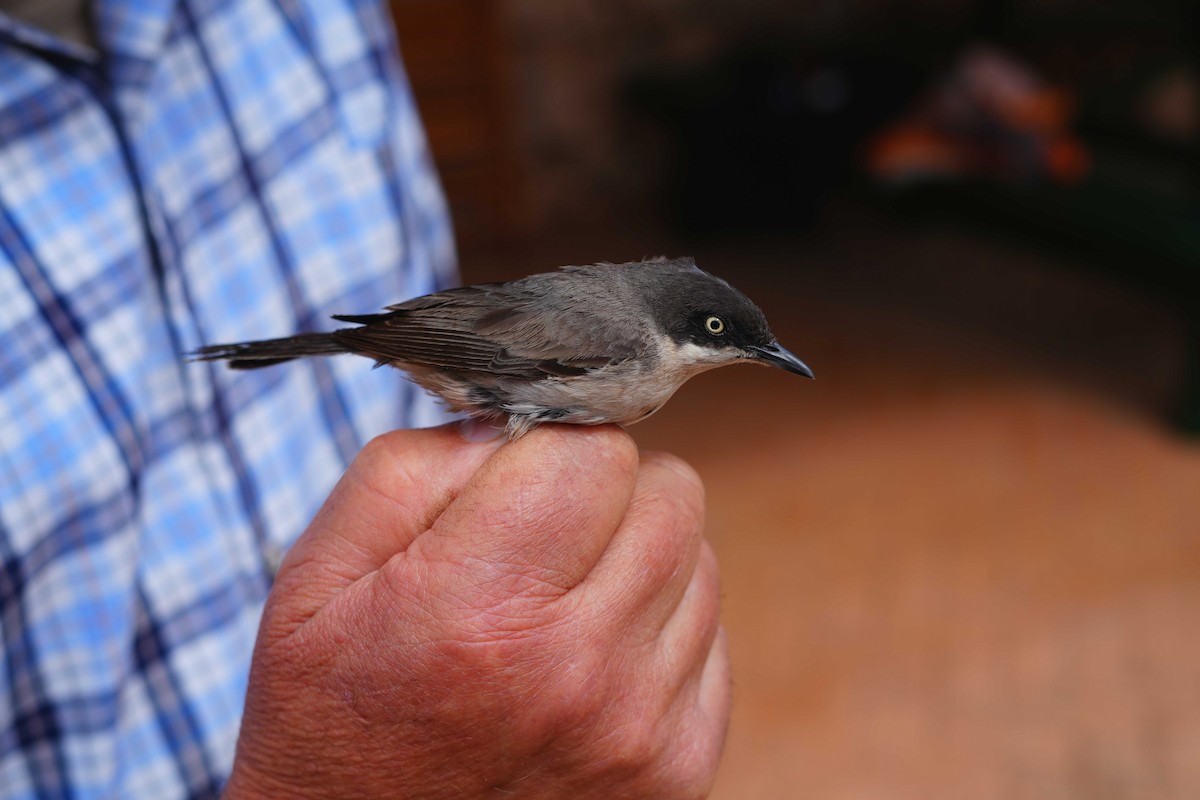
[[749, 342, 814, 378]]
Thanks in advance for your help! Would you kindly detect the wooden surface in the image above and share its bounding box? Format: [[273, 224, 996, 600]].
[[465, 225, 1200, 799]]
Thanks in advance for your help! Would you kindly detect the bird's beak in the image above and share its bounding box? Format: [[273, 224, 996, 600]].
[[749, 342, 814, 378]]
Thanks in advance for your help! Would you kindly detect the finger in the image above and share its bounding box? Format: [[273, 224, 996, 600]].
[[575, 451, 706, 628], [271, 420, 505, 623], [658, 540, 722, 683], [653, 624, 732, 800], [696, 625, 733, 747], [687, 625, 733, 789], [410, 423, 640, 602]]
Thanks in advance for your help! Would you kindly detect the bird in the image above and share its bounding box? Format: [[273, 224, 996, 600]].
[[190, 257, 813, 439]]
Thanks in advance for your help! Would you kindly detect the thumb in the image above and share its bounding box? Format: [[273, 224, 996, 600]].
[[269, 419, 506, 631]]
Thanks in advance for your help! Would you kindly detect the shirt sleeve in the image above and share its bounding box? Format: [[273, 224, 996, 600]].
[[0, 1, 457, 796]]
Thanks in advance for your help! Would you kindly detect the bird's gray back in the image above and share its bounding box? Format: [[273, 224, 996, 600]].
[[335, 262, 659, 382]]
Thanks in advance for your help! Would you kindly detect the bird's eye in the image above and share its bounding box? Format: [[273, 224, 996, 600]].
[[704, 316, 726, 335]]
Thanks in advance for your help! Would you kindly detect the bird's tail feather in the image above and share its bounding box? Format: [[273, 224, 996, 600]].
[[190, 333, 347, 370]]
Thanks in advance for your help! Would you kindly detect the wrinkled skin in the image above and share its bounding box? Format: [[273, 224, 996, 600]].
[[224, 422, 731, 799]]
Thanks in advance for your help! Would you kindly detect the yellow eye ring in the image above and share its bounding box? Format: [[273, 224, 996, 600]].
[[705, 316, 725, 335]]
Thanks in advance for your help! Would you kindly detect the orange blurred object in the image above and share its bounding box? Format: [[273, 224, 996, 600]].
[[866, 46, 1090, 185]]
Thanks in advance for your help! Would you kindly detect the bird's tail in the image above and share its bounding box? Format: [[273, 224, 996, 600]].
[[190, 332, 348, 370]]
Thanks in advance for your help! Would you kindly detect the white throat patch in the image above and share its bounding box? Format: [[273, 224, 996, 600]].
[[658, 337, 745, 380]]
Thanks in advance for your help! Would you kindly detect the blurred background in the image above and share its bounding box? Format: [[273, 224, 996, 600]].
[[387, 1, 1200, 797]]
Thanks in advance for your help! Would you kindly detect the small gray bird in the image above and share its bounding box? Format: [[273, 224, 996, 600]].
[[191, 257, 813, 439]]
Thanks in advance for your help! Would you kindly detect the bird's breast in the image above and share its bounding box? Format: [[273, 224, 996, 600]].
[[505, 357, 685, 426], [400, 334, 731, 428]]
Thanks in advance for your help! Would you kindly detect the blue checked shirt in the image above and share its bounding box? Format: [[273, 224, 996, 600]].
[[0, 1, 456, 796]]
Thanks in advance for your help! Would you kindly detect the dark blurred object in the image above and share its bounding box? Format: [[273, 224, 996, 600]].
[[867, 46, 1089, 184], [389, 0, 529, 253], [626, 41, 924, 234], [858, 20, 1200, 432]]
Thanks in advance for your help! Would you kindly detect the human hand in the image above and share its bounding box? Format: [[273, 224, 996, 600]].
[[224, 422, 730, 799]]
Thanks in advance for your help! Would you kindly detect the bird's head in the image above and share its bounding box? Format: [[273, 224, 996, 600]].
[[636, 258, 814, 379]]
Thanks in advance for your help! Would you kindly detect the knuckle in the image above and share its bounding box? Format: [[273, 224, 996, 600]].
[[592, 425, 641, 481], [591, 714, 715, 798], [592, 716, 665, 782], [349, 432, 408, 499], [355, 430, 403, 474], [639, 454, 706, 535], [655, 736, 721, 800], [349, 432, 453, 531], [609, 700, 722, 800], [632, 460, 707, 558], [534, 643, 610, 731], [613, 496, 707, 606], [643, 451, 705, 509]]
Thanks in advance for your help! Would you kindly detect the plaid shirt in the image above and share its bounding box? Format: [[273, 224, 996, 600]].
[[0, 1, 455, 796]]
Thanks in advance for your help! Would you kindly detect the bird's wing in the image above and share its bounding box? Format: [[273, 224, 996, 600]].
[[331, 283, 645, 379]]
